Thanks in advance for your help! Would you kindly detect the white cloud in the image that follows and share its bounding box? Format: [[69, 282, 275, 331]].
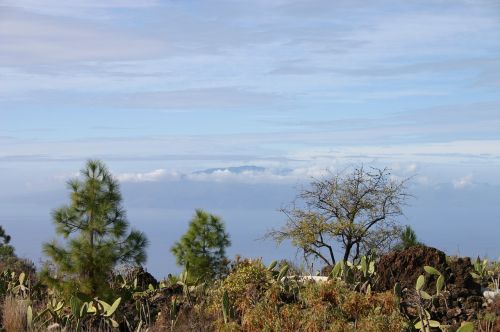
[[186, 168, 288, 183], [387, 162, 419, 174], [105, 162, 433, 185], [406, 163, 418, 173], [112, 165, 334, 184], [453, 175, 473, 189], [117, 169, 177, 183]]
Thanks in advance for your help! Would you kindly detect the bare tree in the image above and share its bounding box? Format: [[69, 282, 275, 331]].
[[268, 165, 411, 266]]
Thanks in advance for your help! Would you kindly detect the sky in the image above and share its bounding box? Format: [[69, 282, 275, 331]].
[[0, 0, 499, 278]]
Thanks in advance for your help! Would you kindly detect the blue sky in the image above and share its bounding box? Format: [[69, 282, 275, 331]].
[[1, 0, 500, 277]]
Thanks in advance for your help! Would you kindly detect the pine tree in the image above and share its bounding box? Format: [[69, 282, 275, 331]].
[[0, 226, 15, 259], [42, 160, 148, 298], [171, 209, 230, 281], [0, 226, 35, 275], [394, 225, 422, 250]]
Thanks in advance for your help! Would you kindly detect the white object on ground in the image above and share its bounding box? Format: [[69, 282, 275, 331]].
[[483, 289, 500, 300], [281, 275, 329, 283]]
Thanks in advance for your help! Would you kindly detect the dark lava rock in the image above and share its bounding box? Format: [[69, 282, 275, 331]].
[[374, 246, 484, 326], [446, 257, 481, 295], [464, 296, 484, 310], [375, 245, 447, 292], [450, 288, 471, 299], [446, 307, 461, 318], [127, 266, 159, 289]]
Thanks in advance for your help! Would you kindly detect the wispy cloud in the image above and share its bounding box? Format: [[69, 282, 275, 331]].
[[1, 1, 500, 190], [92, 87, 283, 110], [453, 175, 474, 189], [0, 8, 164, 66]]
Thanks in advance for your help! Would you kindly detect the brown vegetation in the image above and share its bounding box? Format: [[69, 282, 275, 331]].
[[2, 296, 27, 332]]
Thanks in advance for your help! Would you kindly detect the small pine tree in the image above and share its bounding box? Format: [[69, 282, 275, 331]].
[[0, 226, 35, 275], [171, 209, 230, 281], [0, 226, 15, 259], [42, 160, 148, 298], [394, 225, 422, 250]]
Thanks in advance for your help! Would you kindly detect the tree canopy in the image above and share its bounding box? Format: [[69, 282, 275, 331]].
[[269, 165, 410, 266], [171, 209, 231, 281], [42, 160, 148, 298]]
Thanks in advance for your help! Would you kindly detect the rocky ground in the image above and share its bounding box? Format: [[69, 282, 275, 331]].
[[375, 246, 499, 330]]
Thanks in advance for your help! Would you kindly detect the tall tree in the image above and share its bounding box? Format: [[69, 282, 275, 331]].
[[171, 209, 230, 281], [269, 165, 410, 266], [42, 160, 148, 298]]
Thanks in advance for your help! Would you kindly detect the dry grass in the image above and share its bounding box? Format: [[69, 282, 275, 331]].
[[2, 296, 27, 332]]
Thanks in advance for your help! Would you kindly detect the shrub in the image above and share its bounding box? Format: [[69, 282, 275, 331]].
[[212, 270, 408, 332], [220, 259, 272, 312]]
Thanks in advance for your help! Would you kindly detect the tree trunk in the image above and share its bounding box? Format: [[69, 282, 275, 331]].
[[328, 245, 336, 265], [343, 240, 353, 262], [353, 242, 360, 261]]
